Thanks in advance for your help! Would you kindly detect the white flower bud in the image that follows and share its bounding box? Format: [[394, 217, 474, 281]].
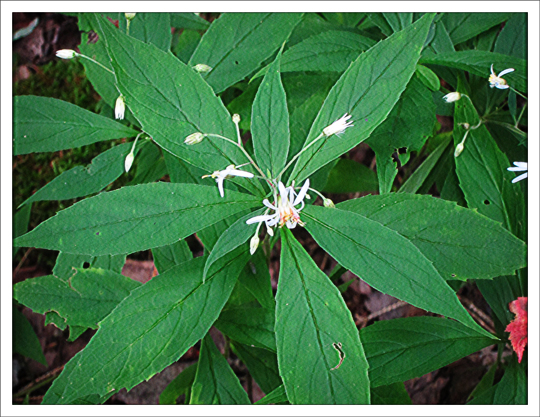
[[454, 142, 465, 157], [125, 13, 136, 20], [249, 234, 260, 255], [323, 113, 354, 137], [184, 132, 205, 145], [115, 95, 126, 120], [124, 151, 135, 173], [323, 198, 335, 208], [442, 92, 462, 103], [193, 64, 212, 73], [56, 49, 77, 59], [232, 114, 241, 124]]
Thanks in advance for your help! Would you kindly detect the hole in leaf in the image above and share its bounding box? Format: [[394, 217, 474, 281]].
[[484, 200, 490, 205], [234, 60, 239, 65], [451, 273, 456, 278], [398, 147, 407, 154], [82, 262, 90, 269]]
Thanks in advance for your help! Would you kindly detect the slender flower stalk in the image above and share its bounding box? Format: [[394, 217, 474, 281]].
[[507, 162, 528, 183], [202, 164, 254, 197]]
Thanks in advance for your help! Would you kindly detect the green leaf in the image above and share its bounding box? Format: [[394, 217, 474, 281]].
[[399, 133, 452, 194], [21, 142, 132, 206], [13, 268, 140, 330], [203, 209, 263, 280], [322, 158, 378, 193], [477, 275, 524, 326], [14, 183, 260, 256], [415, 64, 441, 91], [52, 252, 126, 280], [337, 193, 526, 281], [123, 13, 171, 51], [94, 15, 248, 177], [13, 204, 32, 259], [159, 363, 197, 405], [13, 96, 137, 155], [303, 205, 491, 333], [190, 334, 251, 405], [453, 80, 525, 238], [126, 141, 168, 186], [238, 251, 275, 310], [366, 77, 437, 194], [13, 306, 47, 366], [255, 384, 288, 405], [441, 13, 511, 46], [189, 13, 303, 93], [152, 240, 192, 274], [215, 305, 276, 352], [42, 252, 249, 404], [290, 13, 435, 184], [361, 317, 497, 387], [170, 12, 210, 31], [383, 12, 413, 33], [277, 229, 370, 404], [251, 50, 290, 178], [370, 382, 412, 405], [420, 51, 527, 92], [493, 13, 527, 60], [253, 30, 375, 78], [231, 342, 282, 394]]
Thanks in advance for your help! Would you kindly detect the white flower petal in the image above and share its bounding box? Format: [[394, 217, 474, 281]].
[[498, 68, 515, 77], [293, 179, 310, 206], [216, 177, 225, 197], [512, 172, 528, 183], [227, 169, 254, 178], [263, 199, 277, 210], [246, 214, 275, 225]]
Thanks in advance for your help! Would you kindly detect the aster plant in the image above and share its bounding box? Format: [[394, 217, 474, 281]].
[[13, 12, 528, 405]]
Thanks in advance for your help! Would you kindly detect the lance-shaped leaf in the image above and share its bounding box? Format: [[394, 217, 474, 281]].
[[42, 252, 249, 404], [289, 13, 435, 184], [94, 15, 246, 176], [152, 240, 192, 274], [255, 384, 288, 405], [303, 205, 493, 335], [119, 12, 171, 51], [14, 183, 260, 256], [170, 12, 210, 30], [370, 382, 412, 405], [441, 12, 511, 46], [13, 96, 137, 155], [337, 193, 527, 281], [13, 268, 140, 330], [276, 229, 370, 404], [13, 306, 47, 366], [366, 76, 437, 194], [251, 50, 290, 178], [189, 334, 251, 405], [453, 79, 525, 238], [20, 142, 133, 206], [420, 51, 527, 93], [361, 317, 497, 387], [188, 13, 303, 94]]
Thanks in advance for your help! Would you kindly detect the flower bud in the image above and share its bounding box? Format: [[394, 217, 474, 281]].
[[184, 132, 205, 145], [460, 123, 470, 130], [249, 234, 260, 255], [115, 95, 126, 120], [124, 151, 135, 173], [56, 49, 77, 59], [323, 198, 335, 208], [193, 64, 212, 73], [442, 92, 462, 103], [125, 13, 136, 20], [232, 114, 241, 124], [454, 142, 465, 157], [323, 113, 353, 137]]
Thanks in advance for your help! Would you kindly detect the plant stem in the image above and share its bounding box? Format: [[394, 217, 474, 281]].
[[77, 53, 115, 75], [276, 132, 325, 182]]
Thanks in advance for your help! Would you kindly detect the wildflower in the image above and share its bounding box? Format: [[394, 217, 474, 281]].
[[202, 164, 254, 197], [442, 92, 462, 103], [125, 13, 136, 20], [249, 234, 260, 255], [323, 113, 353, 137], [124, 151, 135, 173], [505, 297, 527, 363], [232, 114, 241, 124], [115, 95, 126, 120], [184, 132, 205, 145], [489, 64, 514, 89], [454, 142, 465, 157], [246, 179, 310, 232], [507, 161, 528, 183], [193, 64, 213, 73], [56, 49, 77, 59]]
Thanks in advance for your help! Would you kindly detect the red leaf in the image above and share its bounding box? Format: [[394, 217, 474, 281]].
[[505, 297, 528, 363]]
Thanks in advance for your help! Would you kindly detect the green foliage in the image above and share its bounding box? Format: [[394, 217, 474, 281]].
[[13, 12, 527, 405]]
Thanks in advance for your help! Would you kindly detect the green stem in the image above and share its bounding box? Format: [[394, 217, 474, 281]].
[[515, 102, 528, 128], [276, 132, 325, 182], [77, 53, 115, 75], [510, 86, 527, 100]]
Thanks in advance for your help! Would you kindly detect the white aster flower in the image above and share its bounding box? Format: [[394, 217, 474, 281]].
[[115, 95, 126, 120], [202, 164, 254, 197], [56, 49, 77, 59], [443, 92, 462, 103], [246, 179, 310, 233], [507, 161, 528, 183], [489, 64, 514, 89], [323, 114, 354, 137]]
